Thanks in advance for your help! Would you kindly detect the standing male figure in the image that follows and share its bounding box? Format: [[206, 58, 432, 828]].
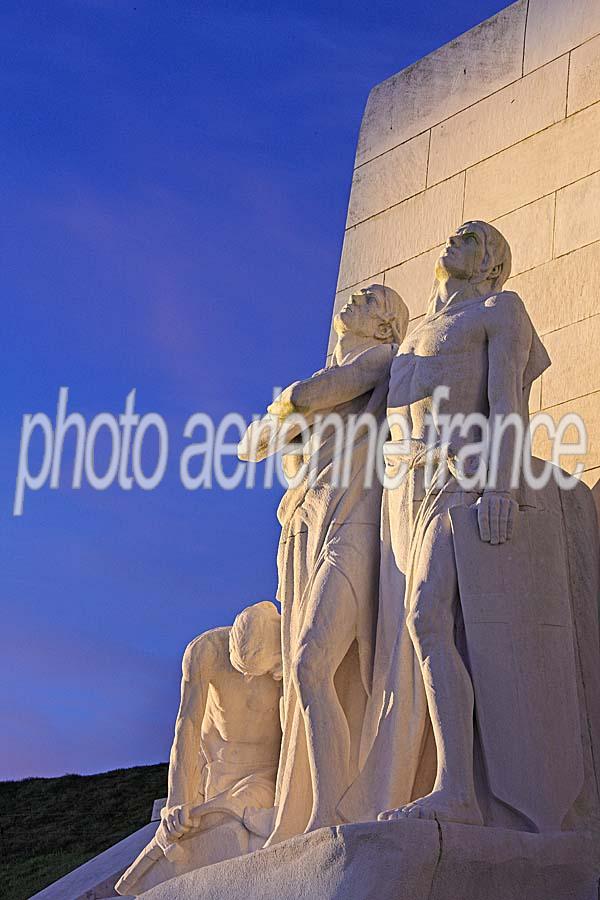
[[240, 284, 409, 843], [341, 222, 552, 827]]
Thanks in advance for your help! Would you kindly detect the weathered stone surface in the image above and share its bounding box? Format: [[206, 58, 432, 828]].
[[429, 824, 598, 900], [140, 819, 600, 900], [506, 240, 600, 336], [555, 170, 600, 257], [450, 504, 583, 831], [524, 0, 600, 75], [568, 34, 600, 115], [531, 391, 600, 473], [558, 478, 600, 826], [428, 56, 568, 186], [464, 102, 600, 223], [383, 246, 442, 321], [581, 468, 600, 488], [543, 314, 600, 408], [337, 174, 463, 290], [347, 133, 429, 228], [493, 195, 555, 277], [356, 1, 527, 166], [578, 468, 600, 536]]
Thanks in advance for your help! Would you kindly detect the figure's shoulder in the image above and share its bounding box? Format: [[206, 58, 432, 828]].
[[182, 626, 230, 678], [482, 290, 530, 333], [482, 290, 526, 315]]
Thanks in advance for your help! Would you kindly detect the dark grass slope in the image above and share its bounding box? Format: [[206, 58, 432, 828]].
[[0, 763, 167, 900]]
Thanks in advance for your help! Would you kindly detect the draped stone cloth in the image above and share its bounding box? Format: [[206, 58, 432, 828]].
[[269, 346, 394, 844], [203, 759, 278, 828], [339, 297, 559, 824], [341, 462, 600, 830]]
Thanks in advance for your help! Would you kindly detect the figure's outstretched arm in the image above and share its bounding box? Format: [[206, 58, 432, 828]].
[[239, 344, 395, 462], [166, 633, 215, 809], [273, 344, 395, 418]]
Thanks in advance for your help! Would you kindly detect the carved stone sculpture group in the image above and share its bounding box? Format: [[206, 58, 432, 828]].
[[117, 222, 600, 896]]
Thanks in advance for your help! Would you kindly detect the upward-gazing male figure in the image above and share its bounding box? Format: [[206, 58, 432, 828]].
[[240, 284, 409, 844], [346, 221, 550, 828]]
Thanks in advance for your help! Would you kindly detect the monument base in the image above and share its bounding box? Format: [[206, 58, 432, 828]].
[[139, 819, 600, 900]]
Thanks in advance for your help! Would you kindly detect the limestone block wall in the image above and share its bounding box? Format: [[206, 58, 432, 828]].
[[329, 0, 600, 491]]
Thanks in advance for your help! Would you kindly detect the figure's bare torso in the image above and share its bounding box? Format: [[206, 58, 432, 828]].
[[200, 631, 281, 767], [387, 297, 492, 443]]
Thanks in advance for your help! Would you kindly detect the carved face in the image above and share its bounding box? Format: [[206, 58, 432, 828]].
[[437, 225, 486, 281], [335, 286, 387, 339]]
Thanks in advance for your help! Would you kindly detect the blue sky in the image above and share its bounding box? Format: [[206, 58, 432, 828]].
[[1, 0, 508, 779]]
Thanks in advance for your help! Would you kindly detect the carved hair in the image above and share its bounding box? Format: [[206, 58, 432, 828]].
[[367, 284, 409, 344], [461, 220, 512, 290], [229, 601, 281, 675]]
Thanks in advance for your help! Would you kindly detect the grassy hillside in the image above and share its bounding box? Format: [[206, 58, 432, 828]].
[[0, 763, 168, 900]]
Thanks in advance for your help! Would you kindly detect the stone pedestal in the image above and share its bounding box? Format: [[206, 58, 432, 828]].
[[140, 819, 599, 900]]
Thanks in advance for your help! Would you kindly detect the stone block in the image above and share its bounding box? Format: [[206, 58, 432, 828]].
[[383, 245, 442, 321], [140, 819, 599, 900], [506, 241, 600, 336], [555, 169, 600, 257], [493, 195, 555, 277], [347, 133, 429, 228], [531, 390, 600, 472], [581, 468, 600, 488], [428, 57, 568, 186], [543, 314, 600, 408], [568, 34, 600, 114], [337, 174, 463, 290], [524, 0, 600, 75], [464, 102, 600, 223], [356, 1, 527, 165]]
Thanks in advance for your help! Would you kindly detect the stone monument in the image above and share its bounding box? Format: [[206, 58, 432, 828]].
[[110, 1, 600, 898], [117, 227, 600, 900]]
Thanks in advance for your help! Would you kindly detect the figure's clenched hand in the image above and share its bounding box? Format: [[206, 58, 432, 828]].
[[160, 804, 194, 840], [476, 492, 517, 544]]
